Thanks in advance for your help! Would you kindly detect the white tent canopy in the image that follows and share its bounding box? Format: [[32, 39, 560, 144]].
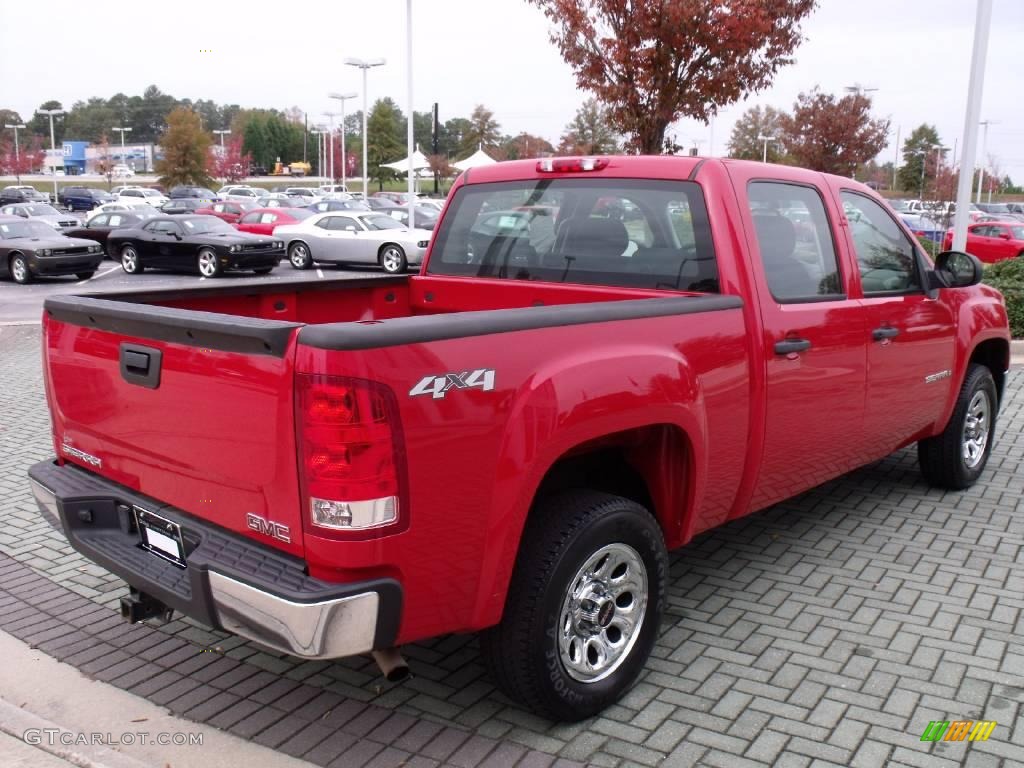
[[453, 147, 497, 171], [381, 149, 431, 173]]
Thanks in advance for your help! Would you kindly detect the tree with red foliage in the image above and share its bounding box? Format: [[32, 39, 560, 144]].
[[529, 0, 817, 154], [209, 135, 252, 182], [778, 88, 889, 177], [0, 135, 44, 181]]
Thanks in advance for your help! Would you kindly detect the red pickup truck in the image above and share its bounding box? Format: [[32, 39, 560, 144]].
[[29, 156, 1010, 720]]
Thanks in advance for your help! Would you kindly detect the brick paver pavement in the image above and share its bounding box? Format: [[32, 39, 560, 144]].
[[2, 322, 1022, 767]]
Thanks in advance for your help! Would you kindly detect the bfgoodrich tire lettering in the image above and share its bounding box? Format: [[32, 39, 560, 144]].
[[918, 363, 998, 489], [480, 490, 667, 721]]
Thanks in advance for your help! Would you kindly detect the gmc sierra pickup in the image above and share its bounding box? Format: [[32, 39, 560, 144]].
[[29, 156, 1010, 720]]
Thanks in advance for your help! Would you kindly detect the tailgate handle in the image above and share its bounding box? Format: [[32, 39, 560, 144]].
[[120, 343, 162, 389]]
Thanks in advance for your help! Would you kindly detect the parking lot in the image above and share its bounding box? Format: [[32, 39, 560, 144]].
[[1, 275, 1023, 766]]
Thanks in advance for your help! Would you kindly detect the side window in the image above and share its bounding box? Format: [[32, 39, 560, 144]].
[[240, 212, 259, 224], [90, 214, 108, 227], [107, 215, 123, 227], [260, 213, 278, 224], [840, 191, 922, 294], [331, 216, 358, 231], [315, 216, 333, 230], [747, 182, 842, 302]]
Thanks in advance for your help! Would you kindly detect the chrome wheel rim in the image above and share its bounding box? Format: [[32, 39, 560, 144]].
[[558, 542, 648, 684], [11, 257, 26, 282], [962, 390, 991, 469], [121, 247, 137, 272], [290, 244, 308, 268], [198, 249, 218, 277], [382, 247, 403, 272]]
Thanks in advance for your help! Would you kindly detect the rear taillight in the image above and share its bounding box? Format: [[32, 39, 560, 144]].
[[296, 374, 407, 540], [536, 156, 610, 173]]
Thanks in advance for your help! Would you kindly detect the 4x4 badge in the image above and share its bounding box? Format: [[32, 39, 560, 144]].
[[410, 368, 496, 400]]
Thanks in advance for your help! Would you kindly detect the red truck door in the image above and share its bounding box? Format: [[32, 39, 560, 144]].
[[733, 175, 869, 511], [835, 189, 956, 454]]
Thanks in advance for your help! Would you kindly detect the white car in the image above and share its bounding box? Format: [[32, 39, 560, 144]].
[[112, 165, 135, 178], [116, 188, 168, 207], [86, 201, 161, 221], [318, 184, 349, 195], [275, 211, 431, 274], [217, 186, 263, 202], [417, 199, 444, 212], [284, 187, 323, 204]]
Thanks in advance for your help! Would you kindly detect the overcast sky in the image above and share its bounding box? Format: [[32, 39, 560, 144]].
[[2, 0, 1023, 179]]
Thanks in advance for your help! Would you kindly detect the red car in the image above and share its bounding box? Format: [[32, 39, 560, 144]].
[[195, 200, 256, 225], [943, 220, 1024, 263], [235, 206, 314, 236], [30, 156, 1010, 721]]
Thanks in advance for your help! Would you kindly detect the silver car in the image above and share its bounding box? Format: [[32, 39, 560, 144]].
[[0, 203, 78, 232], [275, 211, 432, 273]]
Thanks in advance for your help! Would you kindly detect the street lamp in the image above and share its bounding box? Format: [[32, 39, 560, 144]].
[[112, 126, 132, 176], [345, 57, 387, 199], [757, 134, 777, 164], [322, 112, 339, 185], [213, 129, 230, 147], [37, 108, 64, 202], [844, 83, 879, 98], [311, 129, 327, 181], [4, 123, 26, 181], [975, 119, 997, 203], [328, 92, 358, 192], [922, 145, 949, 198]]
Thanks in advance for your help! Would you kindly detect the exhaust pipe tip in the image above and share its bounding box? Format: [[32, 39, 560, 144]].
[[372, 648, 410, 683]]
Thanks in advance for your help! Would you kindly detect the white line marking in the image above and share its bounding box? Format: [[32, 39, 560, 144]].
[[74, 265, 118, 286], [199, 276, 206, 281], [316, 269, 324, 279]]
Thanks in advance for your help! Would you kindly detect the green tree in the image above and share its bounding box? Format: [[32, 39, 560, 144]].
[[137, 85, 178, 142], [442, 117, 471, 157], [26, 101, 65, 144], [897, 124, 941, 194], [558, 98, 619, 155], [367, 98, 404, 190], [727, 105, 786, 162], [63, 98, 117, 142], [156, 108, 213, 188], [461, 105, 501, 155]]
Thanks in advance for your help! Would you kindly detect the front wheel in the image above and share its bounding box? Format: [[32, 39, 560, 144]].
[[379, 244, 407, 274], [10, 254, 32, 284], [197, 247, 222, 278], [480, 491, 667, 721], [289, 242, 312, 270], [120, 245, 142, 274], [918, 363, 998, 489]]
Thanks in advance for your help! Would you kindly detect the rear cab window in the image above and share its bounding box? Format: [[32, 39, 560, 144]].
[[426, 178, 719, 292]]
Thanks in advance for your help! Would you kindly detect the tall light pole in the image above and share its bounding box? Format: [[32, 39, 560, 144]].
[[37, 108, 64, 202], [405, 0, 415, 227], [4, 123, 26, 181], [952, 0, 993, 251], [213, 129, 230, 148], [322, 112, 339, 185], [757, 134, 777, 164], [345, 57, 386, 199], [112, 126, 132, 172], [891, 125, 901, 191], [975, 119, 997, 204], [329, 92, 357, 192], [844, 83, 879, 98], [311, 129, 325, 181]]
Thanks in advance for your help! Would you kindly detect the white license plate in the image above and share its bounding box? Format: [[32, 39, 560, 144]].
[[134, 507, 186, 568]]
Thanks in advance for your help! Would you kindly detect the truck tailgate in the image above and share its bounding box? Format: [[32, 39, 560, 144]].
[[42, 296, 305, 558]]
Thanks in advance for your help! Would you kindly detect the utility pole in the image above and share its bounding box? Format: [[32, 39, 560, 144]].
[[4, 123, 26, 182], [432, 103, 439, 195], [757, 134, 777, 164], [405, 0, 415, 227], [976, 119, 997, 203], [322, 112, 339, 184], [952, 0, 993, 251], [345, 57, 387, 199], [329, 92, 357, 191], [37, 108, 64, 203], [892, 125, 900, 191]]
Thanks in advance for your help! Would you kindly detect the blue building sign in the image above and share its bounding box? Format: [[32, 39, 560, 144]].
[[61, 141, 88, 174]]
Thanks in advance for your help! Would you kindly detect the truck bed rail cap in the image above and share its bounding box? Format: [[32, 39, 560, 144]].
[[44, 294, 301, 357], [299, 294, 743, 351]]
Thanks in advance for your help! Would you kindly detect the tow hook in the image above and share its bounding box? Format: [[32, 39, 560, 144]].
[[120, 588, 173, 625], [372, 648, 410, 682]]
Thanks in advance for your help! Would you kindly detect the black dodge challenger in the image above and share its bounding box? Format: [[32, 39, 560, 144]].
[[107, 215, 284, 277], [0, 216, 106, 284]]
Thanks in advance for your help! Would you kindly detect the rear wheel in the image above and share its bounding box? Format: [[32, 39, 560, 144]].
[[289, 242, 312, 269], [120, 245, 142, 274], [918, 363, 998, 489], [197, 247, 222, 278], [379, 244, 407, 274], [480, 491, 667, 721], [10, 254, 32, 284]]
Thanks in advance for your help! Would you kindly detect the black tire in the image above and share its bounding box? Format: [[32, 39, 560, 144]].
[[289, 242, 312, 270], [918, 363, 998, 490], [76, 271, 96, 280], [379, 244, 407, 274], [120, 245, 143, 274], [253, 267, 273, 275], [197, 247, 223, 278], [9, 254, 32, 284], [480, 491, 667, 721]]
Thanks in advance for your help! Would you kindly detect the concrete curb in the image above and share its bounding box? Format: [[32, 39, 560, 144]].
[[0, 696, 151, 768]]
